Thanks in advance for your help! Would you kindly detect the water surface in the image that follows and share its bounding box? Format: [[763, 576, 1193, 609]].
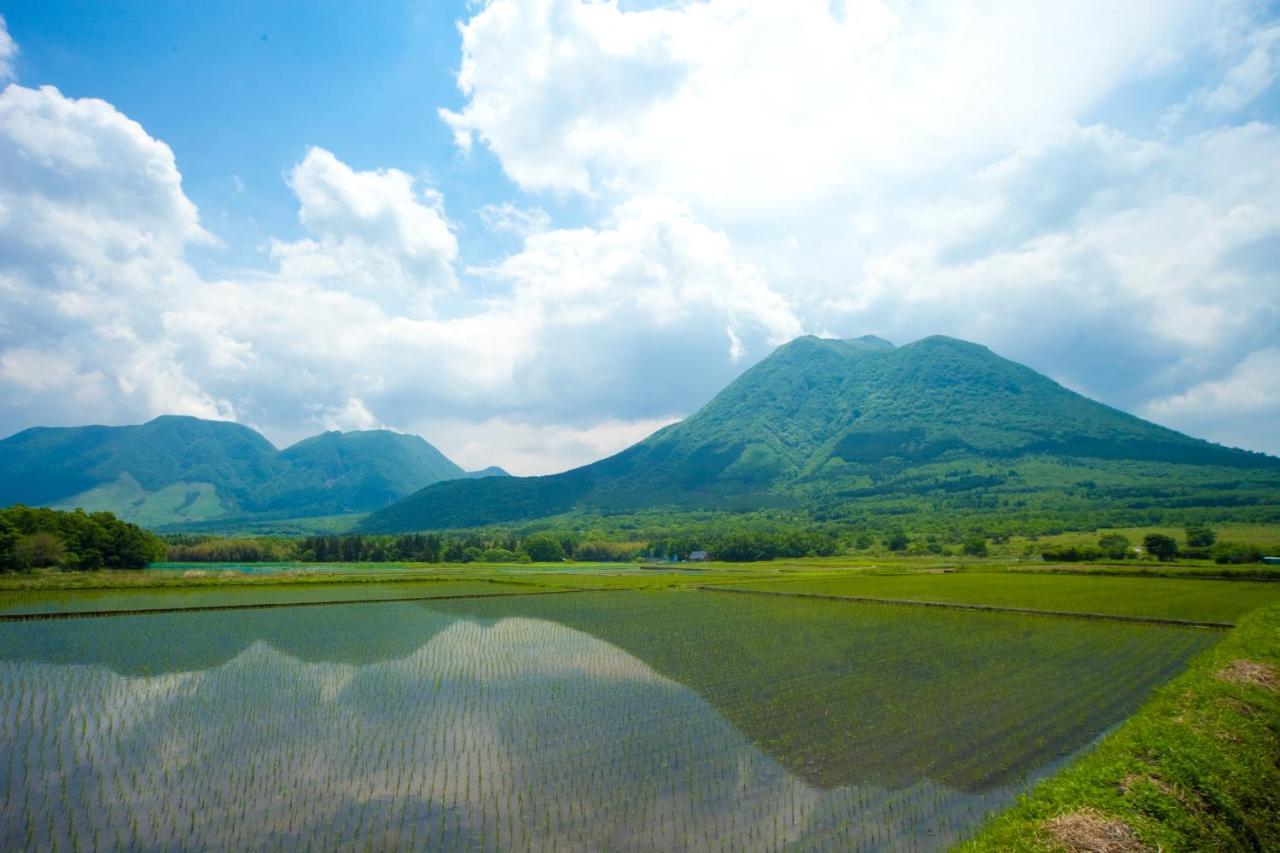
[[0, 591, 1216, 850]]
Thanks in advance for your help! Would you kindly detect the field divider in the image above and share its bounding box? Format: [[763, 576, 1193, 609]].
[[696, 585, 1236, 629], [0, 586, 633, 622]]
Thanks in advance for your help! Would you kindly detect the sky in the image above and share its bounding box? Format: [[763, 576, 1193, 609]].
[[0, 0, 1278, 475]]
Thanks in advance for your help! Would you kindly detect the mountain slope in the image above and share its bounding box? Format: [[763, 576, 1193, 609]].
[[0, 417, 502, 526], [362, 335, 1280, 532], [256, 430, 469, 516], [0, 416, 277, 513]]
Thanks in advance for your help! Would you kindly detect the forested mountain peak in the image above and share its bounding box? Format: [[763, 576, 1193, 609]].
[[362, 334, 1279, 532]]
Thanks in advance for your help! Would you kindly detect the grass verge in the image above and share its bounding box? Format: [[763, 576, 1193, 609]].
[[961, 599, 1280, 851]]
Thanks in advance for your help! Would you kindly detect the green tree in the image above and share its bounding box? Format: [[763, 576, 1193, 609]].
[[523, 534, 565, 562], [884, 530, 910, 552], [1097, 533, 1131, 559], [1184, 524, 1216, 548], [0, 517, 17, 571], [1143, 533, 1179, 562], [14, 531, 66, 568], [961, 535, 988, 556]]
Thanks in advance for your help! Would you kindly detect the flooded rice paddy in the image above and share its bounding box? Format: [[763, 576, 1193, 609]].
[[0, 590, 1217, 850]]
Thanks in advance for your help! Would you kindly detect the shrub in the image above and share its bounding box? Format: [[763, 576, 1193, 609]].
[[1212, 541, 1264, 565], [1097, 533, 1132, 559], [1040, 544, 1102, 562]]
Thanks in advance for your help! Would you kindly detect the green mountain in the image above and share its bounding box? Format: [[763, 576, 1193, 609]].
[[0, 416, 505, 526], [362, 335, 1280, 532], [260, 430, 467, 515]]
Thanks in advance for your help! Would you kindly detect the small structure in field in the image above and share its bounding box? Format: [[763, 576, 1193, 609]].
[[687, 550, 709, 562], [1265, 556, 1280, 565]]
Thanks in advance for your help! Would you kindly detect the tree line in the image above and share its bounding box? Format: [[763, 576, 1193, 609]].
[[163, 526, 841, 564]]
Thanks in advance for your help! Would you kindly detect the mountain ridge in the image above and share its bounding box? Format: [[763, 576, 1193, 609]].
[[0, 416, 507, 527]]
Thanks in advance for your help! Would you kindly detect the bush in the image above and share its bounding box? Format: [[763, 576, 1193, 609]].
[[1097, 532, 1131, 559], [1040, 544, 1102, 562], [1212, 541, 1264, 565], [961, 535, 988, 556], [479, 547, 520, 563]]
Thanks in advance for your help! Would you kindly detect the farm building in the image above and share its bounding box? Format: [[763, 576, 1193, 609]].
[[687, 551, 709, 562]]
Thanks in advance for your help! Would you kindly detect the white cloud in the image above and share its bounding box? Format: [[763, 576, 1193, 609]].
[[0, 15, 17, 82], [269, 147, 458, 310], [311, 397, 383, 432], [443, 0, 1213, 217], [0, 83, 229, 428], [478, 201, 551, 236]]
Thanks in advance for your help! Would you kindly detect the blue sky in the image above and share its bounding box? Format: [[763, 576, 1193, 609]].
[[0, 1, 1278, 473]]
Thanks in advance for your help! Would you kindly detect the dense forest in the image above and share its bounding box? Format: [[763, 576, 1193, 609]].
[[0, 506, 165, 572]]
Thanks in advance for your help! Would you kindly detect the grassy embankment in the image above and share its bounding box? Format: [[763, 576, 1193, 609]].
[[962, 598, 1280, 851]]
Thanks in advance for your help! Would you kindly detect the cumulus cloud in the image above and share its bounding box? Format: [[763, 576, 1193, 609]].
[[443, 0, 1214, 216], [0, 83, 229, 427], [269, 147, 458, 310]]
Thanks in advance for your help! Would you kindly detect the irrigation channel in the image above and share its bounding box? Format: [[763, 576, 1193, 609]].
[[0, 583, 1224, 850]]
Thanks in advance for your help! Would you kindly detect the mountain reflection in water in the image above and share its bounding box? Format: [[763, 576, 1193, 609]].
[[0, 592, 1215, 851]]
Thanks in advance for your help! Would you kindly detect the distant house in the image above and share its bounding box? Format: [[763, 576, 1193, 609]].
[[687, 551, 709, 562], [1265, 556, 1280, 565]]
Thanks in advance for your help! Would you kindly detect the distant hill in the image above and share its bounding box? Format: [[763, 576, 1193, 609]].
[[0, 416, 505, 527], [362, 335, 1280, 532]]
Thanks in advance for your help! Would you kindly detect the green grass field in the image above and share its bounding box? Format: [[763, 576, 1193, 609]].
[[719, 571, 1280, 623]]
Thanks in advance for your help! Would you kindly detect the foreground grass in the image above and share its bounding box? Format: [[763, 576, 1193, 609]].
[[719, 572, 1280, 624], [963, 599, 1280, 851]]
